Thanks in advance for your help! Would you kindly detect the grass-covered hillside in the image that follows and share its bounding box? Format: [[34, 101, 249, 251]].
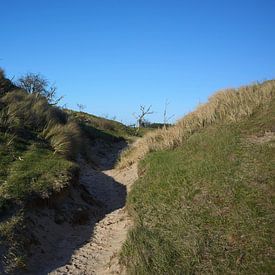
[[121, 80, 275, 274], [67, 109, 136, 142], [0, 69, 134, 272], [0, 70, 81, 210], [0, 69, 83, 271]]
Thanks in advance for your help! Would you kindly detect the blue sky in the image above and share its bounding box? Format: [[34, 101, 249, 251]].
[[1, 0, 275, 124]]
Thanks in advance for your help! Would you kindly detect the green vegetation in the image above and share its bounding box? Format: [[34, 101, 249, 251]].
[[0, 69, 135, 272], [0, 71, 79, 205], [0, 70, 135, 208], [121, 83, 275, 274], [1, 146, 76, 201], [0, 70, 82, 271], [2, 66, 274, 274], [68, 110, 136, 141], [119, 80, 274, 168]]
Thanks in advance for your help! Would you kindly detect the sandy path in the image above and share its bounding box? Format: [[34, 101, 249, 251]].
[[49, 143, 137, 275]]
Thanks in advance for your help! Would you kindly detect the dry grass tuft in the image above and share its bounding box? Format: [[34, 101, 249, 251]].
[[0, 75, 83, 160], [119, 80, 275, 168], [42, 121, 81, 159], [1, 91, 67, 130]]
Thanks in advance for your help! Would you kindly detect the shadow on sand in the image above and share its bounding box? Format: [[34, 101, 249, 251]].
[[23, 141, 128, 274]]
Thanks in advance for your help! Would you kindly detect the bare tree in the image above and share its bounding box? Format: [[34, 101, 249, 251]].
[[77, 103, 86, 112], [133, 105, 154, 133], [16, 73, 63, 104], [163, 99, 175, 128]]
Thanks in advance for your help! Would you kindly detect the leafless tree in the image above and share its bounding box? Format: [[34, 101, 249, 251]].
[[77, 103, 86, 112], [133, 105, 154, 133], [16, 73, 63, 104], [163, 99, 175, 128]]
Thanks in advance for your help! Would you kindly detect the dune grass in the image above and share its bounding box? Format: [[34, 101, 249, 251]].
[[0, 69, 136, 272], [1, 145, 76, 201], [0, 71, 82, 271], [67, 109, 137, 141], [121, 82, 275, 274], [0, 70, 81, 207], [119, 80, 275, 168], [0, 89, 81, 159]]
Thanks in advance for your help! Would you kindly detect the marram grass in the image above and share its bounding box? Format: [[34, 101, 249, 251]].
[[119, 80, 275, 168]]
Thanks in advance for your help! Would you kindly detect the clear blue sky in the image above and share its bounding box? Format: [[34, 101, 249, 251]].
[[1, 0, 275, 124]]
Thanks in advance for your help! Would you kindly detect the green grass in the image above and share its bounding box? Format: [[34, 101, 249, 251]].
[[0, 132, 77, 211], [67, 110, 137, 141], [121, 102, 275, 274], [119, 80, 274, 168], [0, 142, 76, 272], [0, 71, 81, 272], [0, 70, 138, 272], [1, 145, 76, 201]]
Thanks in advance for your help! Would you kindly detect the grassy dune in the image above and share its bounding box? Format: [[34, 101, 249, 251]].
[[0, 70, 83, 270], [0, 70, 134, 272], [0, 70, 134, 208], [121, 81, 275, 274], [67, 109, 137, 145], [119, 80, 274, 168], [0, 71, 80, 208]]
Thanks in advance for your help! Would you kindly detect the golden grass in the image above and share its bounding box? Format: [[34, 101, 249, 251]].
[[0, 82, 82, 160], [42, 121, 81, 159], [119, 80, 275, 168]]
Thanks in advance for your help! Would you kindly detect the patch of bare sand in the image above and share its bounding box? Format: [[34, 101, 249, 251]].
[[47, 142, 138, 275]]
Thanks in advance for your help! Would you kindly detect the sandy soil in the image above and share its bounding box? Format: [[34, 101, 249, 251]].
[[19, 141, 137, 275], [50, 164, 137, 275]]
